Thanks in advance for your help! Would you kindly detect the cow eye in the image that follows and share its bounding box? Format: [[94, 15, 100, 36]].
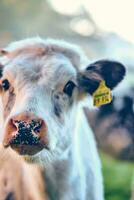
[[63, 81, 76, 97], [2, 79, 10, 91]]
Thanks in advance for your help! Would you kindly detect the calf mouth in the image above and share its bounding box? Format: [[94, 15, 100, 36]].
[[4, 132, 49, 156], [3, 124, 49, 155], [9, 143, 46, 155]]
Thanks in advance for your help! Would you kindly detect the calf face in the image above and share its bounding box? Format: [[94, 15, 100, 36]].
[[0, 38, 126, 158]]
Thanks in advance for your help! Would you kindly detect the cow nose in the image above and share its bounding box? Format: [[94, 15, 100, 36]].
[[12, 119, 43, 136], [3, 113, 48, 155]]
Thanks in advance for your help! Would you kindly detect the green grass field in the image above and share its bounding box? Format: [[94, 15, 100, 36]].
[[101, 153, 134, 200]]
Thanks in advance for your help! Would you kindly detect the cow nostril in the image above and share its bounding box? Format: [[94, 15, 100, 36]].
[[31, 120, 43, 133], [10, 119, 18, 132], [10, 118, 44, 135]]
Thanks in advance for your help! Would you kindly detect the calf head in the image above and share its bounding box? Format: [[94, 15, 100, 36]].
[[0, 38, 126, 161]]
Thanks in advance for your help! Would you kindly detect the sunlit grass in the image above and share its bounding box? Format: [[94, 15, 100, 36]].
[[101, 153, 134, 200]]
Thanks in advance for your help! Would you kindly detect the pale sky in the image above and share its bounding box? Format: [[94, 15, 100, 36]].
[[49, 0, 134, 43]]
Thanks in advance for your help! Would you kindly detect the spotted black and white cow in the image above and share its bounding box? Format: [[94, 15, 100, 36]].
[[0, 38, 126, 200], [85, 86, 134, 161]]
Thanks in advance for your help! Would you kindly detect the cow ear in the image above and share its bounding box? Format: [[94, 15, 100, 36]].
[[78, 60, 126, 95]]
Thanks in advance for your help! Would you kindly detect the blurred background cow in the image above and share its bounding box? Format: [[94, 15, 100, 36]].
[[85, 85, 134, 161]]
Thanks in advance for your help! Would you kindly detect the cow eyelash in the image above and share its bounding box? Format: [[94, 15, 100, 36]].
[[63, 81, 76, 97], [1, 79, 10, 91]]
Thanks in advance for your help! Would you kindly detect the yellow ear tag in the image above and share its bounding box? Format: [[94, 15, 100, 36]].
[[93, 80, 112, 107]]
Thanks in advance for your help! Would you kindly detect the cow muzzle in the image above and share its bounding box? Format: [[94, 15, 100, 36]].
[[3, 112, 48, 155]]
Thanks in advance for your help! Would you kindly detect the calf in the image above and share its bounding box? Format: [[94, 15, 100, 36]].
[[0, 38, 126, 200]]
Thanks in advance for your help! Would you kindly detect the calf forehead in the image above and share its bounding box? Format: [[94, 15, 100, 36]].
[[0, 37, 88, 88], [3, 48, 77, 87]]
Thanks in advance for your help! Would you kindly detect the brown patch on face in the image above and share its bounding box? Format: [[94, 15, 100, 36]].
[[2, 87, 15, 120]]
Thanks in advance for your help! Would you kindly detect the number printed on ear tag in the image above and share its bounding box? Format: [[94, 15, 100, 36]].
[[93, 80, 112, 107]]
